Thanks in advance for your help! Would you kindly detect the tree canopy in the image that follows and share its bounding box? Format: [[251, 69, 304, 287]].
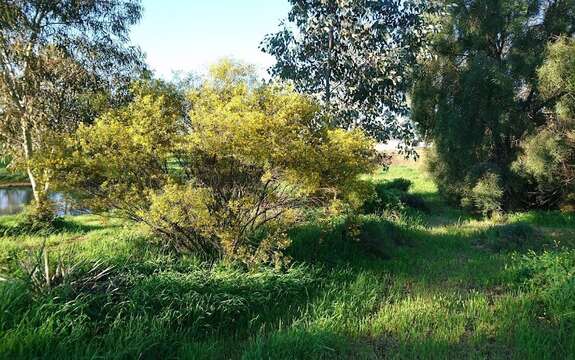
[[513, 36, 575, 209], [411, 0, 575, 212], [0, 0, 144, 207], [262, 0, 433, 150]]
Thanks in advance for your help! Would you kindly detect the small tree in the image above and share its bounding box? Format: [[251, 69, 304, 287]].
[[261, 0, 432, 150], [0, 0, 143, 212]]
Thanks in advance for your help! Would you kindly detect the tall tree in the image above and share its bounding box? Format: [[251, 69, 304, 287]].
[[412, 0, 575, 211], [261, 0, 432, 150], [0, 0, 143, 207]]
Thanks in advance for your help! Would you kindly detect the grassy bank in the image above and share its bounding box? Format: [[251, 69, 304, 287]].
[[0, 158, 28, 186], [1, 161, 574, 359]]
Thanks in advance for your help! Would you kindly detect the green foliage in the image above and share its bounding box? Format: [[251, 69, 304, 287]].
[[262, 0, 435, 147], [461, 172, 504, 216], [288, 212, 409, 265], [412, 0, 575, 211], [362, 186, 404, 215], [0, 0, 144, 214], [48, 61, 377, 265], [20, 199, 59, 231], [538, 36, 575, 117], [46, 80, 181, 219], [513, 37, 575, 209], [1, 164, 575, 358], [145, 184, 217, 256], [361, 177, 427, 215], [478, 222, 547, 253], [0, 156, 27, 184], [377, 178, 413, 193], [399, 193, 429, 213]]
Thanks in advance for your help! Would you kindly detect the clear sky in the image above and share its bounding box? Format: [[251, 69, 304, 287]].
[[130, 0, 291, 79]]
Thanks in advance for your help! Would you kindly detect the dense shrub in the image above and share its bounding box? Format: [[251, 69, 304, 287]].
[[48, 60, 377, 265], [379, 178, 412, 192], [513, 37, 575, 210], [361, 177, 427, 214], [412, 2, 575, 212], [462, 172, 504, 216], [20, 199, 59, 231], [362, 186, 404, 214], [355, 215, 408, 258], [399, 193, 429, 212], [478, 223, 547, 253], [287, 213, 408, 264]]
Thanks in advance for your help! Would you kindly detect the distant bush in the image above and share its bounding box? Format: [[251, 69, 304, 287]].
[[288, 213, 408, 264], [354, 215, 408, 258], [379, 178, 413, 192], [362, 186, 404, 214], [0, 200, 67, 236], [362, 177, 427, 214], [399, 193, 429, 212], [479, 223, 548, 253], [462, 172, 504, 216], [20, 199, 59, 231]]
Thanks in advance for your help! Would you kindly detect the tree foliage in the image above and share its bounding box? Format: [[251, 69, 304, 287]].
[[514, 37, 575, 209], [412, 0, 575, 211], [49, 61, 377, 265], [261, 0, 433, 149], [0, 0, 143, 208]]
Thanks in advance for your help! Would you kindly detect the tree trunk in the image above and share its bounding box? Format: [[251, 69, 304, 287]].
[[22, 122, 40, 202]]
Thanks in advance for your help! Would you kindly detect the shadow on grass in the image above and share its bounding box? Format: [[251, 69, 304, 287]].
[[288, 205, 575, 295], [2, 203, 574, 359], [509, 210, 575, 227], [416, 191, 478, 227], [285, 212, 575, 358], [0, 216, 116, 237]]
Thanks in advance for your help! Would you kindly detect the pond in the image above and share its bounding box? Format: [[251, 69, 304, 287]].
[[0, 187, 84, 216]]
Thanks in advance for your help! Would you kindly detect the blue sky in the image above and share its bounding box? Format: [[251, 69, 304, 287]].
[[130, 0, 290, 78]]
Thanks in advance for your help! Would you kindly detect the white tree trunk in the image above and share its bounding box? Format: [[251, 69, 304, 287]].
[[22, 122, 40, 202]]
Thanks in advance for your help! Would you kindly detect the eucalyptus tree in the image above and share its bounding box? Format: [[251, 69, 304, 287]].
[[261, 0, 433, 150], [0, 0, 144, 208]]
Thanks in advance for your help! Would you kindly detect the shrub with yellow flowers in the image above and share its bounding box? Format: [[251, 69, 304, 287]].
[[49, 59, 377, 266]]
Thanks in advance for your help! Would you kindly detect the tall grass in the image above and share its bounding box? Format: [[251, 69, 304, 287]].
[[1, 161, 574, 359]]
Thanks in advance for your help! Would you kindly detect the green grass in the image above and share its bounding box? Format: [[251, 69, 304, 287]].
[[1, 162, 574, 359]]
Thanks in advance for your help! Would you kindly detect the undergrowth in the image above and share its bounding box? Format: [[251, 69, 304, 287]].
[[0, 163, 574, 359]]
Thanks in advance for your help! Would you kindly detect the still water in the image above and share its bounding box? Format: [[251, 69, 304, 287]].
[[0, 187, 81, 216]]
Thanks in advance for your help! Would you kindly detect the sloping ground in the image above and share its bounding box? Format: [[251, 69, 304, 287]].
[[0, 163, 574, 359], [0, 160, 28, 187]]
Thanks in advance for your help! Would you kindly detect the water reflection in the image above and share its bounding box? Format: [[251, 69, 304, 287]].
[[0, 187, 33, 215], [0, 187, 85, 216]]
